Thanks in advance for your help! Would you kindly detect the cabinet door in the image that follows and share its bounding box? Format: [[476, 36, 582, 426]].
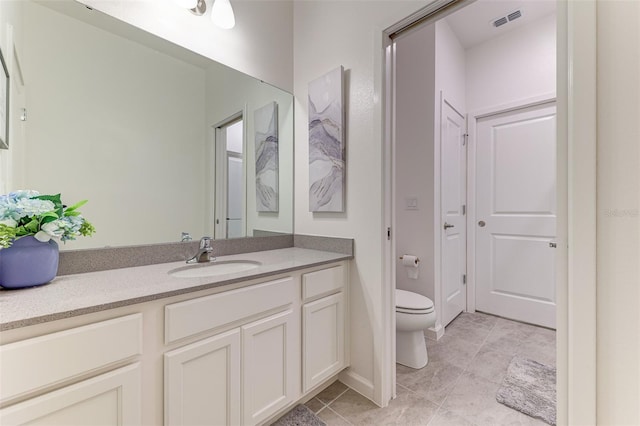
[[165, 329, 241, 426], [303, 292, 345, 392], [242, 310, 296, 426], [0, 363, 141, 426]]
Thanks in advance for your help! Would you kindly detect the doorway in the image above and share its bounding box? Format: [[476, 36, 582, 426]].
[[382, 1, 597, 422], [214, 114, 245, 239], [391, 0, 558, 332]]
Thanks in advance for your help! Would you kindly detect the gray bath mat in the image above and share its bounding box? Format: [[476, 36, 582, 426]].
[[271, 404, 326, 426], [496, 356, 556, 425]]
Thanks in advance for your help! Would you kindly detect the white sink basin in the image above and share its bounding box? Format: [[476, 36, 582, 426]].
[[169, 260, 261, 278]]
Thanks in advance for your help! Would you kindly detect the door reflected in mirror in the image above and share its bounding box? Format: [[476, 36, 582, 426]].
[[215, 116, 245, 239]]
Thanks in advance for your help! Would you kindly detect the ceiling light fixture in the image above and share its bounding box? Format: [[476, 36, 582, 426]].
[[174, 0, 198, 10], [211, 0, 235, 29], [174, 0, 235, 29]]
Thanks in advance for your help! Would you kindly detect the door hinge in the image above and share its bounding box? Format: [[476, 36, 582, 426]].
[[462, 274, 467, 285], [20, 108, 27, 122], [462, 133, 469, 146], [387, 227, 391, 240], [462, 204, 466, 216]]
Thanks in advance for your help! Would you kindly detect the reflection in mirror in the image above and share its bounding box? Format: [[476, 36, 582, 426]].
[[4, 0, 293, 250], [215, 116, 245, 239]]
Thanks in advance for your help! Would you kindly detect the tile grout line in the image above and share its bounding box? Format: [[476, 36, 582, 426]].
[[320, 405, 355, 426], [429, 313, 499, 423], [321, 387, 354, 426], [324, 387, 350, 407]]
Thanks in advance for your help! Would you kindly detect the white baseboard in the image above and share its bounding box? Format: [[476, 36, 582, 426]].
[[425, 323, 444, 341], [338, 368, 375, 402]]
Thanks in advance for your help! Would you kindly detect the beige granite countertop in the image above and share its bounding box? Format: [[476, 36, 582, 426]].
[[0, 247, 351, 331]]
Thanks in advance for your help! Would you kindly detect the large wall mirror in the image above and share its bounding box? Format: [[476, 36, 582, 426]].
[[8, 0, 294, 250]]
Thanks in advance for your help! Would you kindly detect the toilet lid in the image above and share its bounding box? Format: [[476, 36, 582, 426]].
[[396, 289, 434, 312]]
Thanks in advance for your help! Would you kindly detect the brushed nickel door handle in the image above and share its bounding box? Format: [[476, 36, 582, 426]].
[[444, 222, 455, 230]]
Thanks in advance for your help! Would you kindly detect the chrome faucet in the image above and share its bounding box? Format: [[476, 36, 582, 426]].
[[187, 236, 214, 264], [181, 232, 192, 242]]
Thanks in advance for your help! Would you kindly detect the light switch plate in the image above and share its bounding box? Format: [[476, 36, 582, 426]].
[[405, 197, 418, 210]]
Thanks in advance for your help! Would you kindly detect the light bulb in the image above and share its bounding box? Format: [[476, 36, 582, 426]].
[[211, 0, 235, 29], [174, 0, 198, 9]]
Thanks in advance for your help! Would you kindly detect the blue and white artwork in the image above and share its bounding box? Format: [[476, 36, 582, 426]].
[[254, 101, 279, 212], [308, 66, 345, 212]]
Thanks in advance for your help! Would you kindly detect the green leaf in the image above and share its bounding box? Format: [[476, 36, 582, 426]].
[[0, 224, 17, 248], [23, 218, 40, 233], [65, 199, 88, 212], [79, 220, 96, 237], [65, 211, 81, 217], [40, 211, 59, 220]]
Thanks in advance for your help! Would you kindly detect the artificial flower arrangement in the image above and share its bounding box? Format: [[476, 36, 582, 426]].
[[0, 190, 95, 249]]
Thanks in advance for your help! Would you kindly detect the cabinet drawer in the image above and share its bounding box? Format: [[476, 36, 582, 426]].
[[0, 314, 142, 403], [302, 265, 344, 302], [0, 363, 141, 425], [165, 277, 295, 344]]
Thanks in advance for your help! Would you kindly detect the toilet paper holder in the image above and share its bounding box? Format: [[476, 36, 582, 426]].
[[399, 256, 420, 262]]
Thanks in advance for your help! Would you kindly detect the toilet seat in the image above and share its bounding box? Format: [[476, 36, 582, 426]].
[[396, 289, 434, 314]]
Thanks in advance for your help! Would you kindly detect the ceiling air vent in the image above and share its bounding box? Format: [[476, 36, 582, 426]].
[[508, 10, 522, 22], [493, 16, 508, 27], [492, 9, 523, 28]]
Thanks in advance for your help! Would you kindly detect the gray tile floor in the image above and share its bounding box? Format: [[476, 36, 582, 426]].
[[305, 312, 556, 426]]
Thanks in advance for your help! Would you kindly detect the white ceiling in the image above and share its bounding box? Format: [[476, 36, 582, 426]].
[[445, 0, 557, 49]]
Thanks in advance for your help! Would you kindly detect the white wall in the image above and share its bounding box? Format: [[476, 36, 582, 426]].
[[596, 0, 640, 423], [293, 0, 431, 403], [78, 0, 293, 92], [435, 19, 466, 114], [395, 25, 436, 305], [466, 13, 556, 113], [204, 64, 294, 237], [22, 1, 208, 249]]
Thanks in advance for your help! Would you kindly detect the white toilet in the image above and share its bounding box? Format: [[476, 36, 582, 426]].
[[396, 289, 436, 369]]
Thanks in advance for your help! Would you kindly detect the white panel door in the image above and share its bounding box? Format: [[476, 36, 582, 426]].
[[441, 100, 467, 326], [0, 363, 141, 426], [475, 103, 557, 328], [164, 330, 241, 426], [242, 310, 296, 426], [302, 292, 345, 392]]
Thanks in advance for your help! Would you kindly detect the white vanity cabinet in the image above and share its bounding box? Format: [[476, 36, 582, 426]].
[[164, 276, 300, 426], [164, 329, 242, 426], [0, 314, 143, 426], [0, 259, 349, 426], [241, 309, 297, 425], [301, 265, 347, 393]]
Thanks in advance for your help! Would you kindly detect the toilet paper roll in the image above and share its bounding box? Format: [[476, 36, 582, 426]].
[[402, 255, 419, 279], [402, 255, 419, 267]]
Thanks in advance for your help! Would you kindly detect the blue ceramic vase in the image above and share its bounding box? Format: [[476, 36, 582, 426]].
[[0, 236, 59, 289]]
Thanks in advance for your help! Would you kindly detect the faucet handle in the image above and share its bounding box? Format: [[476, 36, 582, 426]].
[[199, 236, 212, 249], [181, 232, 192, 242]]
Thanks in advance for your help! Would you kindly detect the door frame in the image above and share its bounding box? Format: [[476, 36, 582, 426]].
[[381, 1, 597, 424], [210, 110, 246, 240], [465, 93, 557, 314]]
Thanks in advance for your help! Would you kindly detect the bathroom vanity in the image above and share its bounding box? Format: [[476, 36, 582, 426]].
[[0, 248, 351, 426]]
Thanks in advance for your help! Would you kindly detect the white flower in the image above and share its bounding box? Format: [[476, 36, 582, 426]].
[[15, 198, 55, 217], [34, 231, 52, 242], [41, 221, 64, 238]]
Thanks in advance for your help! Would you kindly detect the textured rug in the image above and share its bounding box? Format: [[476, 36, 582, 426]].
[[496, 356, 557, 425], [270, 404, 326, 426]]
